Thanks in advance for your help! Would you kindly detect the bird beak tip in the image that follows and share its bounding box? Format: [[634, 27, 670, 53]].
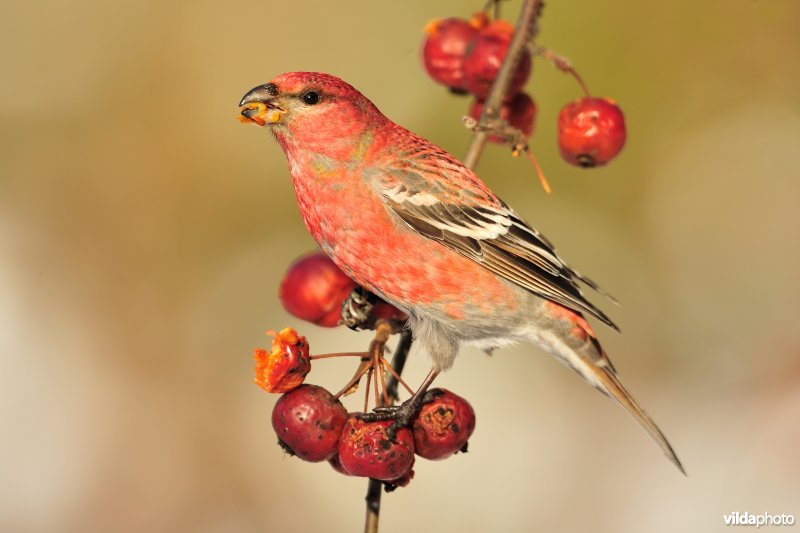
[[238, 84, 286, 126]]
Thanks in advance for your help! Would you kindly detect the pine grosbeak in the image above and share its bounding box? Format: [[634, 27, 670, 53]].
[[239, 72, 683, 473]]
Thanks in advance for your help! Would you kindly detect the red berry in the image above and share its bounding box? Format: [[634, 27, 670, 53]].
[[254, 327, 311, 393], [412, 389, 475, 460], [338, 417, 415, 481], [557, 97, 626, 168], [371, 300, 408, 322], [463, 20, 531, 99], [279, 252, 356, 328], [271, 384, 348, 462], [422, 13, 488, 92], [327, 453, 351, 476], [469, 91, 537, 144], [383, 457, 415, 492]]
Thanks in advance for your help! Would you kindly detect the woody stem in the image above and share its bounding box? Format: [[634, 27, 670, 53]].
[[366, 5, 545, 528], [463, 0, 544, 170], [363, 330, 413, 533]]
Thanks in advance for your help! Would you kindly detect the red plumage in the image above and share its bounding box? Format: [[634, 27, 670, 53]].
[[239, 72, 684, 473]]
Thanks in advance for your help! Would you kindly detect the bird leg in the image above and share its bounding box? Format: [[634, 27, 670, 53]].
[[360, 368, 440, 440]]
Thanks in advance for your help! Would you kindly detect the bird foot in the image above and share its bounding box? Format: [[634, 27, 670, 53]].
[[358, 389, 442, 440], [340, 286, 375, 330], [359, 400, 418, 441]]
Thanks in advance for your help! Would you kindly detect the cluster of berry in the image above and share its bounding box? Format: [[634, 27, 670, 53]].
[[254, 254, 475, 486], [422, 10, 626, 169]]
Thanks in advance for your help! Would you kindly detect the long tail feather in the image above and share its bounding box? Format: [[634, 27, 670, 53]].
[[592, 364, 686, 474], [538, 324, 685, 474]]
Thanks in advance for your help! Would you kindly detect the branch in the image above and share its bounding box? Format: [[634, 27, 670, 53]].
[[364, 330, 413, 533], [362, 2, 545, 528], [462, 0, 544, 170]]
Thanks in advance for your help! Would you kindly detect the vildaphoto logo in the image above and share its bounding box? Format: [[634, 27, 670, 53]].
[[724, 512, 796, 528]]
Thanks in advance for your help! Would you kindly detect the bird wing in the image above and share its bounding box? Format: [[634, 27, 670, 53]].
[[371, 139, 619, 331]]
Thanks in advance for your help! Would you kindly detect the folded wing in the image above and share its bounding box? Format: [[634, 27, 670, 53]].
[[372, 145, 619, 331]]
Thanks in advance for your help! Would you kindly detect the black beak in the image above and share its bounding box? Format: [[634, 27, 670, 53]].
[[239, 83, 278, 106]]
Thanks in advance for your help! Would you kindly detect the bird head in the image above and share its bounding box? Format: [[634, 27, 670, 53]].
[[238, 72, 386, 141]]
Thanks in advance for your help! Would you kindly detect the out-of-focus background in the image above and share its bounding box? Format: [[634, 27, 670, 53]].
[[2, 1, 799, 531]]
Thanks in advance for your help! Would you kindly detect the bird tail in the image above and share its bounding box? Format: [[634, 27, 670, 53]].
[[590, 361, 686, 475], [537, 328, 686, 474]]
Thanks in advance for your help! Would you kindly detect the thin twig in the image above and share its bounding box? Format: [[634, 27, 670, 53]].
[[463, 0, 544, 170], [378, 358, 390, 407], [372, 358, 380, 413], [364, 367, 373, 413], [363, 330, 413, 533], [380, 355, 415, 396], [333, 357, 372, 400], [533, 46, 591, 97], [364, 480, 382, 533], [310, 351, 367, 360]]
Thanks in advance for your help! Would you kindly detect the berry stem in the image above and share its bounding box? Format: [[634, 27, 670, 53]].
[[333, 358, 373, 400], [483, 0, 503, 20], [364, 366, 373, 413], [378, 357, 390, 407], [310, 351, 368, 360], [380, 355, 415, 396], [372, 357, 381, 412], [526, 149, 552, 194], [463, 0, 544, 170], [534, 46, 592, 98]]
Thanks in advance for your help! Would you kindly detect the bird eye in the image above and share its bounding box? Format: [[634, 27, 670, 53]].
[[302, 91, 320, 105]]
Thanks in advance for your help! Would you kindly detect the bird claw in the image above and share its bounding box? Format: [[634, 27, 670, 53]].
[[359, 392, 435, 441], [340, 286, 376, 330], [421, 388, 444, 404], [357, 406, 403, 423]]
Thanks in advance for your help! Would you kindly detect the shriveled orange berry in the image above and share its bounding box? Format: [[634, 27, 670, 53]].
[[254, 327, 311, 393]]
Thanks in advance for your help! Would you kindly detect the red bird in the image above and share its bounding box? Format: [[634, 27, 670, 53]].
[[239, 72, 684, 473]]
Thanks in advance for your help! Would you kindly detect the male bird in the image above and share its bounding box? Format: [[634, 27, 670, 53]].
[[239, 72, 684, 473]]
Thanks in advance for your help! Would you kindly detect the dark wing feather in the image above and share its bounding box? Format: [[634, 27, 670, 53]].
[[372, 155, 619, 331]]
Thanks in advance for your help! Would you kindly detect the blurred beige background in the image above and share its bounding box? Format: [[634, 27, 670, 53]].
[[2, 1, 799, 532]]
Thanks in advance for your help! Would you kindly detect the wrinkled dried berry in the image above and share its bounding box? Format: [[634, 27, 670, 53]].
[[271, 385, 348, 462], [412, 389, 475, 460], [338, 417, 414, 481], [254, 327, 311, 393]]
